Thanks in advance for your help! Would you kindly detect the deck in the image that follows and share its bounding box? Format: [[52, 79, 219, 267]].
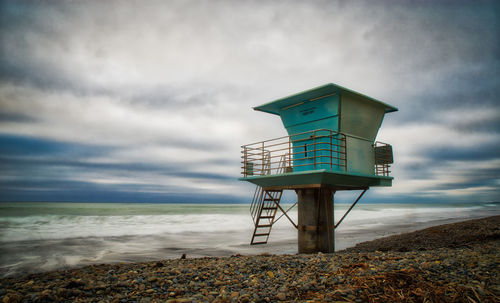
[[240, 129, 393, 190]]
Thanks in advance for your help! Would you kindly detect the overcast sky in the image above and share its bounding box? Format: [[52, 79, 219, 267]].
[[0, 0, 499, 203]]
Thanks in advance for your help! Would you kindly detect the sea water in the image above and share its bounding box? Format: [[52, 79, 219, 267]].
[[0, 202, 498, 277]]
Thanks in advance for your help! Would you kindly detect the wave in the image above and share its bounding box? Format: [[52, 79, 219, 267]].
[[1, 202, 498, 278], [0, 213, 253, 242], [1, 203, 496, 243]]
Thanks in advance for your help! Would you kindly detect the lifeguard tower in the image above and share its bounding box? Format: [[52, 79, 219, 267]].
[[240, 83, 397, 253]]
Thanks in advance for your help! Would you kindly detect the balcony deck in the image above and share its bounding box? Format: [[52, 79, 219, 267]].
[[240, 169, 392, 190], [240, 129, 393, 190]]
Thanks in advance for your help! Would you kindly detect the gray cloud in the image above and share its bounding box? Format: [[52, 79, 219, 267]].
[[423, 142, 500, 162], [0, 179, 245, 203], [0, 112, 37, 123], [454, 116, 500, 134], [431, 167, 500, 191], [0, 0, 499, 203]]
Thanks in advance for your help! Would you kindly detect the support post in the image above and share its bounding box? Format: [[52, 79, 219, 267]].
[[335, 188, 367, 229], [296, 187, 335, 253]]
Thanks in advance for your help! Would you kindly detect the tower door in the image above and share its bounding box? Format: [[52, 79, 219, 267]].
[[291, 131, 343, 172], [293, 136, 315, 172]]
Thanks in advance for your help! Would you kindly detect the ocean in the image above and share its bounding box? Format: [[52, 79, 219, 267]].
[[1, 201, 498, 278]]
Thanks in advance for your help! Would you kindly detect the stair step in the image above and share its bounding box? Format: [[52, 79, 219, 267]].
[[249, 186, 284, 246]]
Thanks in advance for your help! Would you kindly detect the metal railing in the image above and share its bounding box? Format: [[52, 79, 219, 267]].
[[242, 129, 347, 177], [250, 154, 288, 223], [249, 152, 270, 223], [374, 141, 393, 177]]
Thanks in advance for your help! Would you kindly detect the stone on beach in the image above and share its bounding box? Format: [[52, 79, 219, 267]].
[[0, 216, 498, 302]]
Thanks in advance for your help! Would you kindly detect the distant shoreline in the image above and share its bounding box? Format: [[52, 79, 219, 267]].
[[1, 215, 498, 302], [1, 201, 499, 206]]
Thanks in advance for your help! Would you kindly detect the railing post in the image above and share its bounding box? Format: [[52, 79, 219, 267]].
[[340, 134, 347, 172], [313, 130, 316, 170], [329, 131, 333, 170], [261, 142, 264, 176], [244, 147, 247, 177], [344, 135, 347, 172]]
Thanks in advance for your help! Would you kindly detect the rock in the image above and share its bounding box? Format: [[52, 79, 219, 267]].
[[147, 277, 157, 283], [12, 296, 22, 303], [40, 289, 51, 297], [65, 280, 85, 289], [276, 292, 286, 300], [0, 221, 498, 303]]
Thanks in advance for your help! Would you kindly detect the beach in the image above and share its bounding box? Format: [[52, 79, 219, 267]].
[[2, 202, 499, 279], [1, 215, 499, 302]]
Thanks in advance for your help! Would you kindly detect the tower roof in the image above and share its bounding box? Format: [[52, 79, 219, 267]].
[[253, 83, 398, 115]]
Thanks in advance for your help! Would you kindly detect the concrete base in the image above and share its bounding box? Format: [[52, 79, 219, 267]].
[[297, 188, 335, 253]]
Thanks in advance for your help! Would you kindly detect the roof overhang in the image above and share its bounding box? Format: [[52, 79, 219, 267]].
[[253, 83, 398, 115]]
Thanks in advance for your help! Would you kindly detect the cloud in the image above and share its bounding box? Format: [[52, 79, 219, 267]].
[[424, 143, 500, 162], [0, 133, 245, 202], [0, 0, 499, 203], [0, 112, 37, 123], [0, 134, 110, 157], [0, 179, 245, 203]]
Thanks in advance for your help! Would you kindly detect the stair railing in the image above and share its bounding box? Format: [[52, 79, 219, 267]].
[[250, 151, 272, 222], [250, 153, 289, 226]]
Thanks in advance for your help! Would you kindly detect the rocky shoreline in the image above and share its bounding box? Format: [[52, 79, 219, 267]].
[[1, 216, 499, 302]]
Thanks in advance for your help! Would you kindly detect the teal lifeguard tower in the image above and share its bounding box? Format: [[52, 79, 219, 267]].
[[240, 83, 397, 253]]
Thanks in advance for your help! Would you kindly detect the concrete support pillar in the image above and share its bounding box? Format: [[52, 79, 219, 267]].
[[297, 188, 335, 253]]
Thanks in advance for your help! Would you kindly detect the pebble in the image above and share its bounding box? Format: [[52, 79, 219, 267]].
[[276, 292, 286, 300], [0, 216, 498, 302]]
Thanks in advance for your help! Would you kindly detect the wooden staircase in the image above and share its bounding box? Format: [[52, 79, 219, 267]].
[[249, 153, 288, 245]]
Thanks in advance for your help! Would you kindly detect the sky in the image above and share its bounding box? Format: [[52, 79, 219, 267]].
[[0, 0, 499, 204]]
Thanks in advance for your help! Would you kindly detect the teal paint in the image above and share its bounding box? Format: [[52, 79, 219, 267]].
[[247, 83, 397, 188], [243, 83, 398, 253], [280, 94, 339, 131], [285, 117, 338, 137], [254, 83, 397, 115], [238, 169, 393, 189], [289, 129, 343, 172], [278, 94, 340, 172]]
